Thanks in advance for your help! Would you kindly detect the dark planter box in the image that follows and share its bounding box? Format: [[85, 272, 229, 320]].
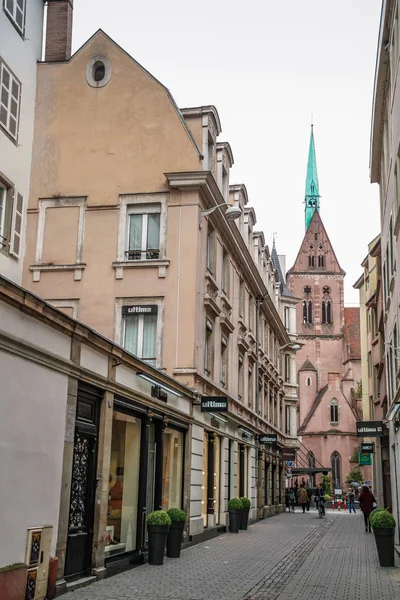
[[240, 508, 250, 530], [229, 509, 242, 533], [373, 527, 395, 567], [167, 522, 185, 558], [147, 524, 169, 565]]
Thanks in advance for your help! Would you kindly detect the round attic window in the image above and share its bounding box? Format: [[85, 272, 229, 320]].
[[86, 55, 112, 88]]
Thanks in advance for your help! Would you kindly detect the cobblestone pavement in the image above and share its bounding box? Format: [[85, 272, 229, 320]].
[[63, 509, 399, 600]]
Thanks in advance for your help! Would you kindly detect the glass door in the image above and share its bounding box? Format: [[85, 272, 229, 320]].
[[144, 423, 156, 545]]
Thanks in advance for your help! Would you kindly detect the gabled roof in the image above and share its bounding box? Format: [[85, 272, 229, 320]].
[[61, 29, 202, 157], [271, 243, 293, 297], [287, 209, 345, 276], [299, 358, 317, 371]]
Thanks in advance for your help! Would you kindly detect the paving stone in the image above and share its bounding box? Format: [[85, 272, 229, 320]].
[[62, 509, 398, 600]]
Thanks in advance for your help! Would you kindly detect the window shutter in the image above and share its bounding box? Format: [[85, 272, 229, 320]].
[[10, 191, 23, 258]]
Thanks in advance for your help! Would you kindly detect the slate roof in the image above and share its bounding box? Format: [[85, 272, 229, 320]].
[[299, 358, 317, 371], [271, 244, 293, 297]]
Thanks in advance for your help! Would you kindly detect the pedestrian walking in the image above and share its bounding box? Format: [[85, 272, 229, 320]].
[[298, 484, 308, 513], [359, 484, 376, 532], [285, 489, 290, 512], [306, 487, 312, 512], [347, 488, 356, 514], [288, 488, 295, 513], [314, 484, 326, 516]]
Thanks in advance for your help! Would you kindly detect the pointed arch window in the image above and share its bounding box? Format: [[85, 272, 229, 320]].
[[331, 451, 341, 489], [322, 301, 332, 324], [330, 398, 339, 424], [317, 255, 325, 267], [308, 255, 315, 267]]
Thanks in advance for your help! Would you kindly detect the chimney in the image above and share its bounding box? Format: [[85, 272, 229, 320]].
[[45, 0, 74, 62]]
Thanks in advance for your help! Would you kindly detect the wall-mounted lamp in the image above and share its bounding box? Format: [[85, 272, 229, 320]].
[[278, 342, 302, 352], [209, 412, 228, 423], [136, 372, 182, 397], [199, 203, 242, 228], [238, 426, 253, 438]]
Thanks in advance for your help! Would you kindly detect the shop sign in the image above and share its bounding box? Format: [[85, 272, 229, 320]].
[[282, 448, 296, 461], [356, 421, 384, 437], [200, 396, 228, 412], [122, 304, 158, 315], [259, 433, 277, 445], [361, 442, 375, 454], [358, 452, 372, 466]]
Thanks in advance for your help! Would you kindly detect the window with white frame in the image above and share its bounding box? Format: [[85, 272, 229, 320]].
[[123, 305, 158, 366], [0, 59, 21, 140], [206, 224, 216, 275], [248, 362, 254, 409], [0, 176, 22, 257], [238, 353, 244, 401], [0, 183, 6, 247], [239, 278, 245, 318], [220, 335, 228, 388], [3, 0, 26, 35], [284, 354, 290, 383], [284, 306, 290, 332], [126, 204, 160, 261], [204, 317, 214, 377]]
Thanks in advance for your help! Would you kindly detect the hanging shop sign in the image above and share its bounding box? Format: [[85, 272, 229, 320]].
[[361, 442, 375, 454], [356, 421, 384, 438], [259, 433, 277, 445], [200, 396, 228, 412], [282, 448, 296, 461], [358, 452, 372, 466], [122, 304, 158, 315]]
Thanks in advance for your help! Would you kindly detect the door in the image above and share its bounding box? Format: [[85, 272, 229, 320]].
[[65, 390, 99, 577]]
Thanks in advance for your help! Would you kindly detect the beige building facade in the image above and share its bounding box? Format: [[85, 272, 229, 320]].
[[22, 9, 300, 586]]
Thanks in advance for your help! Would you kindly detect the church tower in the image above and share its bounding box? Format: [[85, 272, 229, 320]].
[[286, 126, 362, 490]]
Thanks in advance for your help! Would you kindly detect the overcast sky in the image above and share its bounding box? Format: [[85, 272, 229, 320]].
[[72, 0, 382, 305]]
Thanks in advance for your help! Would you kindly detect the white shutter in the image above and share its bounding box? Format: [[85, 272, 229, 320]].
[[10, 191, 23, 258]]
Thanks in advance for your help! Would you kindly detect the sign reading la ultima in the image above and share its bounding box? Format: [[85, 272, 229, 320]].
[[356, 421, 384, 437]]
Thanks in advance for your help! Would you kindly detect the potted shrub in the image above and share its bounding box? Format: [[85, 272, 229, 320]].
[[369, 509, 396, 567], [166, 508, 186, 558], [146, 510, 171, 565], [239, 497, 251, 530], [228, 498, 243, 533]]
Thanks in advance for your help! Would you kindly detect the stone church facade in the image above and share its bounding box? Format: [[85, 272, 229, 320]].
[[286, 127, 362, 490]]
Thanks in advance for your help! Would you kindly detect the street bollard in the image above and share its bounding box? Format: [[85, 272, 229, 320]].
[[337, 498, 342, 511], [331, 497, 334, 511]]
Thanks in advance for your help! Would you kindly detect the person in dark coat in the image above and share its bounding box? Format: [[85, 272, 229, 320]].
[[359, 484, 376, 532]]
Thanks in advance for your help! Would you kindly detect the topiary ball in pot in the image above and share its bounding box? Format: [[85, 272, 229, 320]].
[[239, 497, 251, 530], [146, 511, 171, 565], [166, 508, 186, 558], [370, 509, 396, 568], [228, 498, 243, 533]]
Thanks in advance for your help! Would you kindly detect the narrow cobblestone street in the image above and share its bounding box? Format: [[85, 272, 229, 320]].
[[63, 510, 400, 600]]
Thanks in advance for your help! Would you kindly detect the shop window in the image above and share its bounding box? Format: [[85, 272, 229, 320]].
[[204, 317, 214, 377], [123, 305, 158, 366], [162, 428, 184, 511], [106, 412, 141, 557]]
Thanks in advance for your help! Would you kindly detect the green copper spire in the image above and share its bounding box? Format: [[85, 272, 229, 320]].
[[304, 124, 320, 230]]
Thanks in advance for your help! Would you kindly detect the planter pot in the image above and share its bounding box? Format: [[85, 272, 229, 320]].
[[147, 524, 169, 565], [240, 508, 250, 530], [167, 521, 185, 558], [373, 527, 395, 567], [229, 509, 242, 533]]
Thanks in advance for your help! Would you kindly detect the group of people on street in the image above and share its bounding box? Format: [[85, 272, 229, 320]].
[[285, 482, 376, 528]]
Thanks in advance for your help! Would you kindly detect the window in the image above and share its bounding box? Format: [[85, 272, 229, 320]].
[[222, 249, 229, 295], [284, 307, 290, 332], [123, 305, 158, 366], [308, 255, 315, 267], [331, 451, 341, 489], [317, 255, 325, 267], [222, 166, 228, 200], [284, 354, 290, 383], [239, 278, 245, 318], [249, 294, 254, 331], [238, 354, 244, 401], [303, 300, 312, 324], [93, 61, 106, 82], [206, 225, 216, 275], [0, 59, 21, 141], [162, 428, 184, 511], [0, 178, 22, 257], [126, 205, 160, 260], [306, 377, 312, 386], [285, 405, 290, 435], [220, 335, 228, 387], [3, 0, 25, 35], [322, 300, 332, 324], [204, 318, 214, 376], [248, 364, 254, 409], [330, 399, 339, 424]]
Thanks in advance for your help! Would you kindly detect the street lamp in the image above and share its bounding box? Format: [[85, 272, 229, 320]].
[[278, 343, 302, 352], [200, 203, 242, 225]]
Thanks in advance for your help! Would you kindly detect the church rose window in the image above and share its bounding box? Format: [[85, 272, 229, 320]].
[[323, 286, 330, 294], [304, 286, 311, 295]]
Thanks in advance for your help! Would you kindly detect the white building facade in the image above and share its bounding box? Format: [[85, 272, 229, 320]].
[[0, 0, 44, 283]]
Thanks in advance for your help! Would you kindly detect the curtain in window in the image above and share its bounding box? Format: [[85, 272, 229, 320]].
[[129, 214, 142, 250], [124, 314, 139, 355], [142, 313, 157, 362], [147, 213, 160, 250]]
